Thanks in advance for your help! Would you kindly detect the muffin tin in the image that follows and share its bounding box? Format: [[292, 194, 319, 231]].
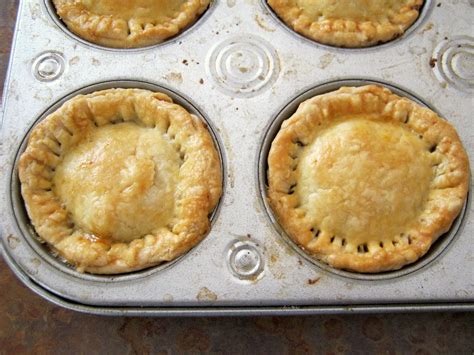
[[0, 0, 472, 315]]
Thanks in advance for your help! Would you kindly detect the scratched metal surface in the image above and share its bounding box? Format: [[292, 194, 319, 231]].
[[0, 0, 473, 314]]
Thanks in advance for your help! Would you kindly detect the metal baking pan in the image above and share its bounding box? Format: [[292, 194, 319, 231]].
[[0, 0, 472, 315]]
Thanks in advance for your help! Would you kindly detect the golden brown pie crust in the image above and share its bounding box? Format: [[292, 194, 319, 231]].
[[267, 0, 424, 48], [52, 0, 211, 48], [267, 85, 469, 273], [19, 88, 222, 274]]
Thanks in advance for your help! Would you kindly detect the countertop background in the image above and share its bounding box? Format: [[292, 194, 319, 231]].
[[1, 1, 473, 353]]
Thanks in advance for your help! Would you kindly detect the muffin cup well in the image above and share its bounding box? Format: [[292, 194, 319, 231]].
[[42, 0, 216, 52], [257, 78, 470, 281], [10, 79, 226, 282], [260, 0, 434, 51]]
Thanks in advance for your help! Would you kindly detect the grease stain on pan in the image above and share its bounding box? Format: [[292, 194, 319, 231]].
[[33, 87, 53, 102], [163, 72, 184, 85], [7, 79, 19, 102], [31, 258, 41, 267], [218, 127, 235, 189], [263, 232, 295, 281], [196, 287, 218, 301], [318, 53, 335, 69], [419, 22, 434, 35], [163, 294, 174, 303], [255, 14, 276, 32], [409, 46, 427, 55], [26, 258, 41, 275], [142, 53, 156, 63], [69, 56, 80, 66], [7, 235, 20, 249], [29, 2, 41, 20]]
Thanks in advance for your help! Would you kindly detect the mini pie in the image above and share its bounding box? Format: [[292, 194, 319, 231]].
[[267, 0, 424, 48], [52, 0, 211, 48], [267, 85, 469, 273], [19, 88, 222, 274]]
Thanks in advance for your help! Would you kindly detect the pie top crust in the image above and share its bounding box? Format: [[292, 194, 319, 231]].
[[267, 85, 469, 273], [267, 0, 424, 48], [19, 88, 222, 274], [52, 0, 211, 48]]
